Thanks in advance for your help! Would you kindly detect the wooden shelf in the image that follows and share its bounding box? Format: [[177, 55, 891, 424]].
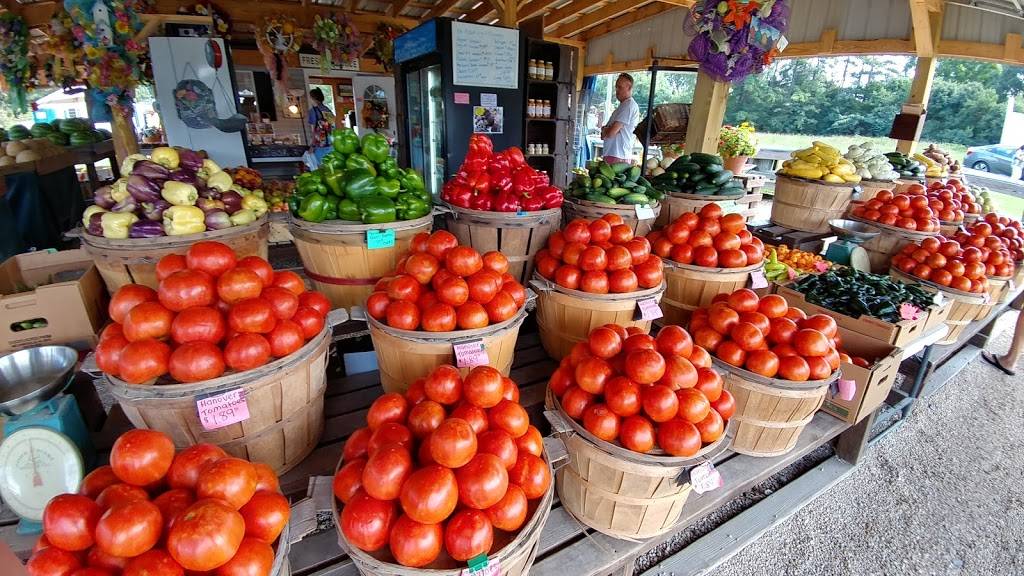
[[526, 117, 556, 122]]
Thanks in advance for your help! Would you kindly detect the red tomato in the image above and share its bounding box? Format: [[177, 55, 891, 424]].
[[110, 429, 174, 487], [484, 291, 518, 323], [444, 509, 494, 562], [456, 453, 509, 509], [169, 307, 225, 346], [386, 300, 420, 330], [436, 276, 470, 307], [515, 425, 543, 458], [95, 484, 148, 511], [641, 385, 679, 423], [260, 286, 300, 321], [575, 357, 613, 394], [43, 494, 100, 552], [388, 275, 422, 303], [508, 453, 550, 499], [213, 537, 273, 576], [388, 515, 443, 568], [604, 376, 642, 417], [236, 256, 274, 287], [123, 302, 174, 342], [608, 269, 639, 293], [265, 319, 306, 358], [333, 458, 366, 504], [625, 348, 667, 384], [341, 490, 397, 553], [694, 367, 723, 402], [27, 547, 82, 576], [579, 270, 609, 293], [690, 345, 712, 368], [79, 466, 120, 500], [366, 291, 391, 320], [554, 264, 581, 290], [223, 332, 272, 371], [152, 488, 194, 534], [462, 366, 505, 409], [342, 428, 372, 462], [468, 269, 503, 304], [367, 423, 413, 456], [655, 325, 694, 358], [477, 429, 519, 470], [502, 281, 527, 308], [196, 457, 257, 509], [560, 386, 594, 419], [404, 252, 440, 285], [695, 409, 725, 443], [619, 415, 656, 452], [478, 251, 509, 276], [424, 364, 462, 405], [238, 490, 290, 544], [579, 246, 608, 272], [609, 223, 634, 244], [635, 259, 664, 288], [156, 254, 188, 282], [186, 241, 237, 278], [729, 322, 765, 352], [488, 399, 529, 438], [793, 329, 830, 357], [744, 349, 780, 378], [486, 485, 528, 532], [167, 444, 226, 491], [778, 355, 810, 381], [801, 314, 838, 339], [446, 246, 484, 276], [228, 298, 276, 334], [168, 341, 225, 382], [122, 548, 184, 576], [657, 419, 702, 457], [675, 387, 711, 424], [419, 302, 456, 332], [95, 333, 128, 377], [456, 301, 489, 329], [293, 307, 326, 338], [425, 231, 458, 260], [94, 500, 162, 557], [271, 271, 306, 296], [214, 268, 261, 305], [399, 465, 458, 524], [767, 317, 798, 345], [450, 403, 489, 434], [430, 418, 478, 468], [156, 269, 216, 313], [710, 390, 736, 420], [562, 219, 592, 244], [297, 291, 330, 317]]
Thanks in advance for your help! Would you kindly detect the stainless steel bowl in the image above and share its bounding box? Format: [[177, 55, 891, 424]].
[[0, 346, 78, 416], [829, 219, 881, 242]]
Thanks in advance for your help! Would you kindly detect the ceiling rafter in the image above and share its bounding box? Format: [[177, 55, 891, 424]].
[[542, 0, 598, 29], [580, 1, 671, 40], [549, 0, 657, 37], [389, 0, 415, 16], [425, 0, 464, 19]]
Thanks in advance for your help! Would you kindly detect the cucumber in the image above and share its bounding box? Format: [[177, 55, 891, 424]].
[[627, 166, 641, 182], [717, 185, 744, 196], [592, 177, 604, 188], [607, 187, 630, 198], [694, 183, 720, 195], [619, 193, 652, 205], [689, 173, 707, 184], [710, 170, 734, 186], [637, 177, 654, 189], [646, 189, 664, 201], [632, 186, 646, 195], [611, 162, 632, 174], [585, 193, 617, 204], [690, 152, 723, 166], [598, 162, 616, 180], [703, 163, 724, 175], [619, 181, 637, 189]]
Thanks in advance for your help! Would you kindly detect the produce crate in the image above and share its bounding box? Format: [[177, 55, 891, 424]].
[[775, 283, 951, 348], [635, 103, 689, 145], [820, 327, 900, 424], [749, 222, 834, 254]]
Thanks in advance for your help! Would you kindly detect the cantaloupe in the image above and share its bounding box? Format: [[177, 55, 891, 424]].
[[5, 140, 27, 157], [15, 150, 41, 163]]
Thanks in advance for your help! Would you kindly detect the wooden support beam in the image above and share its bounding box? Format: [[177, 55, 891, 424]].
[[151, 1, 419, 30], [502, 0, 518, 27], [909, 0, 934, 58], [425, 0, 463, 19], [550, 0, 655, 38], [684, 70, 729, 154], [465, 1, 499, 23], [8, 1, 59, 27], [543, 0, 599, 29], [488, 0, 506, 15], [897, 4, 943, 154], [658, 0, 695, 5], [581, 2, 669, 41], [389, 0, 415, 17], [1004, 33, 1023, 62], [819, 27, 837, 54]]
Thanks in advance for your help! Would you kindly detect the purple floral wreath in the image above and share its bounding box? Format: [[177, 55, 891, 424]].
[[686, 0, 789, 83]]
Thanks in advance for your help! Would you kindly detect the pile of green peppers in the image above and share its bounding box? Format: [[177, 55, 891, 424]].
[[290, 129, 432, 224]]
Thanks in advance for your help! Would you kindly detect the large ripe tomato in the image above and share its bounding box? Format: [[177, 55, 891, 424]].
[[385, 300, 420, 330], [156, 254, 188, 282], [582, 403, 621, 441], [388, 275, 422, 303], [456, 453, 509, 509], [515, 425, 543, 458], [362, 443, 414, 501], [420, 302, 456, 332], [579, 246, 608, 272], [122, 548, 184, 576], [430, 418, 478, 468], [43, 494, 100, 552], [694, 367, 723, 402], [343, 427, 373, 462], [94, 500, 162, 557], [196, 457, 257, 509], [588, 326, 623, 359], [389, 515, 443, 568], [484, 291, 518, 323], [79, 466, 120, 499], [367, 393, 409, 430], [708, 305, 740, 334], [801, 314, 838, 339], [228, 298, 277, 334], [110, 429, 174, 487], [293, 307, 326, 339], [170, 306, 225, 345], [508, 453, 550, 499], [463, 366, 505, 409], [94, 333, 128, 377], [235, 256, 274, 287], [110, 285, 158, 324], [238, 490, 290, 543], [710, 390, 735, 420], [477, 429, 519, 470], [223, 333, 271, 371], [405, 400, 444, 439], [563, 219, 592, 244], [486, 484, 528, 532], [609, 269, 639, 293], [95, 483, 148, 511], [168, 499, 246, 570], [767, 317, 798, 345], [186, 241, 236, 278], [425, 231, 458, 261], [554, 264, 582, 290], [117, 338, 171, 384], [296, 291, 330, 318], [260, 286, 300, 321], [405, 252, 440, 285], [399, 465, 458, 524], [655, 325, 694, 358], [778, 355, 810, 381], [266, 319, 306, 358], [366, 291, 391, 320], [580, 270, 610, 294], [619, 415, 656, 452], [210, 537, 273, 576], [793, 329, 830, 357], [625, 348, 667, 384], [503, 376, 520, 403], [657, 419, 702, 457], [446, 246, 484, 277], [609, 223, 634, 244], [745, 349, 780, 378], [215, 268, 262, 306], [689, 345, 712, 368], [695, 410, 725, 443], [444, 509, 493, 562], [333, 458, 365, 504], [658, 355, 698, 391], [27, 546, 82, 576], [271, 271, 306, 296], [152, 488, 195, 534], [367, 423, 413, 455], [604, 376, 642, 417], [123, 302, 174, 342], [168, 341, 225, 382], [560, 386, 594, 419], [640, 385, 679, 423], [675, 388, 711, 424], [726, 289, 759, 313], [502, 281, 527, 309], [634, 259, 664, 289], [574, 357, 612, 394], [730, 322, 765, 352], [488, 399, 529, 438], [424, 364, 462, 405], [437, 276, 470, 308]]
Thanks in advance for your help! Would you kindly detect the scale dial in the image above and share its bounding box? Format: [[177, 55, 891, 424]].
[[0, 427, 83, 521]]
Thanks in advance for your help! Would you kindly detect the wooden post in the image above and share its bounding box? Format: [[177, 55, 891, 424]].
[[896, 2, 944, 154], [502, 0, 518, 27], [684, 70, 729, 154], [110, 105, 139, 165]]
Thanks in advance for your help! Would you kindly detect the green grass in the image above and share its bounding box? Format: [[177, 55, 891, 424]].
[[990, 191, 1024, 219], [756, 133, 968, 161]]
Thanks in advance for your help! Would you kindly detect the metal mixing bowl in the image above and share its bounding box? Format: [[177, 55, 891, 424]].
[[0, 346, 78, 416], [829, 219, 881, 242]]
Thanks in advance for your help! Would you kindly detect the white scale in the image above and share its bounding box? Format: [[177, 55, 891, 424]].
[[0, 427, 83, 531]]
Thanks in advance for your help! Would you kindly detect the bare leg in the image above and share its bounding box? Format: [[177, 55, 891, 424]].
[[998, 311, 1024, 371]]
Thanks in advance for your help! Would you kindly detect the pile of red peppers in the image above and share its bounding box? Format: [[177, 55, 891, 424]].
[[441, 134, 564, 212]]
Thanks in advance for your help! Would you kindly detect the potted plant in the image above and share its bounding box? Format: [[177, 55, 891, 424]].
[[719, 122, 758, 174]]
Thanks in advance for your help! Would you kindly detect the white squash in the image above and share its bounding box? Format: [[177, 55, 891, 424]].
[[0, 156, 14, 167], [16, 150, 41, 163], [5, 141, 27, 157]]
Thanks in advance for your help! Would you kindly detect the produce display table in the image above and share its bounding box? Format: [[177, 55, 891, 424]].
[[69, 140, 120, 196]]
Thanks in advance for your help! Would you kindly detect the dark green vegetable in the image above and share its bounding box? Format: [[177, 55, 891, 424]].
[[792, 267, 935, 323]]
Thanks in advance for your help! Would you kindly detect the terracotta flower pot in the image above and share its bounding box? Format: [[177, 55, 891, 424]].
[[723, 155, 749, 174]]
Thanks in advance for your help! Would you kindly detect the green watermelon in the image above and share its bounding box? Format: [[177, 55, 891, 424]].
[[89, 129, 105, 142], [59, 118, 90, 135], [47, 132, 69, 146], [69, 131, 94, 146], [8, 125, 30, 140], [96, 128, 112, 140], [30, 123, 54, 138]]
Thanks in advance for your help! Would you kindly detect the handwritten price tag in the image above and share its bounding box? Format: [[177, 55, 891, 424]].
[[933, 292, 945, 306], [635, 297, 663, 321], [835, 379, 857, 402], [748, 269, 769, 289], [196, 388, 250, 431], [899, 302, 922, 321], [462, 555, 500, 576], [690, 461, 723, 495], [635, 204, 656, 220], [813, 260, 830, 273], [453, 339, 489, 368], [366, 229, 396, 249]]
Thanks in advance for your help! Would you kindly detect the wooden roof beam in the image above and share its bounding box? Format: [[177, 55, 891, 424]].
[[389, 0, 415, 17], [549, 0, 655, 37], [517, 0, 564, 21], [465, 1, 499, 23], [658, 0, 695, 6], [425, 0, 464, 19], [151, 0, 419, 29], [580, 1, 671, 41], [909, 0, 936, 57]]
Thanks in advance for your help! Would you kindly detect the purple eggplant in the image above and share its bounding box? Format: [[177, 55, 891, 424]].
[[196, 197, 226, 213], [178, 148, 204, 172], [112, 195, 138, 214], [131, 160, 171, 182], [204, 210, 233, 230], [87, 213, 104, 236], [93, 185, 116, 209], [168, 169, 199, 184], [129, 219, 167, 238], [220, 191, 243, 215], [127, 174, 163, 203], [141, 199, 171, 221]]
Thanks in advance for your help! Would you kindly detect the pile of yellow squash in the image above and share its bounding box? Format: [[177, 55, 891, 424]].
[[779, 141, 862, 184]]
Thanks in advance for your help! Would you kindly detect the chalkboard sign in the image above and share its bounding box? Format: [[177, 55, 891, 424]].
[[451, 22, 519, 90], [395, 20, 437, 64]]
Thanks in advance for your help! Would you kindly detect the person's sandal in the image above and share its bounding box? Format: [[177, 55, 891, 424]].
[[982, 351, 1017, 376]]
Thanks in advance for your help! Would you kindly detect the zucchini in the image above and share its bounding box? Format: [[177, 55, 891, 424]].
[[637, 176, 654, 189], [703, 163, 724, 175], [676, 162, 701, 174], [690, 152, 723, 166], [710, 170, 734, 186], [619, 181, 637, 189]]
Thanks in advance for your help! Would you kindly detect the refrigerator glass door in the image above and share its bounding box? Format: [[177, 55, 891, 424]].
[[405, 65, 446, 197]]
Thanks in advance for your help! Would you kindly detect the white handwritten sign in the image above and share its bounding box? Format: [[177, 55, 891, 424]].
[[196, 388, 250, 431], [451, 22, 519, 89]]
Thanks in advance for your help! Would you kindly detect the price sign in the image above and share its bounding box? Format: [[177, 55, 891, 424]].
[[196, 388, 250, 431], [462, 554, 500, 576], [813, 260, 830, 273], [453, 339, 489, 368], [635, 204, 656, 220], [367, 229, 396, 249], [748, 269, 769, 289], [634, 297, 663, 321], [933, 292, 945, 306], [690, 461, 723, 495], [899, 303, 922, 321], [835, 379, 857, 402]]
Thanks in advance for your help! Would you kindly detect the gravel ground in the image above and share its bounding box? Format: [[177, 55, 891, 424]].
[[708, 310, 1024, 576]]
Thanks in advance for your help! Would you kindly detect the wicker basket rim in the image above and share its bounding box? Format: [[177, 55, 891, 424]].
[[288, 212, 434, 234], [441, 202, 562, 220], [530, 274, 666, 301], [80, 217, 268, 249], [847, 215, 940, 239], [366, 305, 528, 342], [565, 198, 661, 210], [666, 191, 745, 201], [773, 173, 860, 189], [711, 357, 840, 391], [889, 268, 988, 302]]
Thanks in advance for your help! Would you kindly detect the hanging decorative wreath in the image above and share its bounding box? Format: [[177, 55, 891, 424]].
[[65, 0, 146, 118], [46, 8, 86, 89], [177, 3, 232, 38], [0, 13, 32, 114], [257, 16, 301, 105], [369, 23, 406, 72], [313, 12, 362, 73], [686, 0, 789, 83]]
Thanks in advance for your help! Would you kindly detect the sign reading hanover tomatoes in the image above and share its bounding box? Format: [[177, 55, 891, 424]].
[[454, 339, 489, 368], [635, 297, 663, 321], [690, 461, 723, 494], [196, 387, 250, 430]]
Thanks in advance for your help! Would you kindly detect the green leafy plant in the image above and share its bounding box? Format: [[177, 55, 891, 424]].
[[718, 122, 758, 159]]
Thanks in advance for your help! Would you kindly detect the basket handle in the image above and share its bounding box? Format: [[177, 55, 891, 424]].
[[529, 278, 553, 293], [542, 435, 569, 470]]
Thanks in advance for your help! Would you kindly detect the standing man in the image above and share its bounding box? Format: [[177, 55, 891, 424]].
[[601, 73, 640, 165]]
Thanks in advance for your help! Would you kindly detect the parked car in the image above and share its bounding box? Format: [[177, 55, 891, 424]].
[[964, 144, 1018, 175]]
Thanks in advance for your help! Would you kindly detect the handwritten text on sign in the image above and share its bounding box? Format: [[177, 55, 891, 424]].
[[690, 461, 723, 495], [748, 269, 769, 289], [196, 388, 250, 431], [635, 297, 663, 321], [462, 554, 500, 576], [367, 229, 396, 249], [451, 22, 519, 89], [454, 339, 489, 368]]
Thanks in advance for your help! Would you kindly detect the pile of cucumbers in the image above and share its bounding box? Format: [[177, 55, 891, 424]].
[[566, 160, 665, 205], [648, 152, 743, 196], [884, 152, 925, 180]]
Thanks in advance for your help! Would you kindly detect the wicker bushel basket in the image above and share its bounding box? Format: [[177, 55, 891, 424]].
[[531, 276, 665, 361], [889, 268, 987, 345], [770, 175, 857, 233], [855, 179, 897, 202], [290, 214, 434, 311], [655, 191, 746, 227], [848, 216, 939, 275], [330, 448, 555, 575], [562, 199, 660, 237], [272, 523, 292, 576], [367, 306, 527, 394], [546, 390, 730, 540], [661, 261, 763, 326], [80, 218, 270, 293], [716, 358, 836, 458], [105, 325, 331, 475], [976, 275, 1015, 320], [442, 204, 561, 284]]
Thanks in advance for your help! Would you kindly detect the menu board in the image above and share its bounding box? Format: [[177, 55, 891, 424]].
[[451, 22, 519, 90]]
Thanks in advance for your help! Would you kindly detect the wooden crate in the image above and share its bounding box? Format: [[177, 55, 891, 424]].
[[749, 223, 834, 254], [819, 327, 901, 424]]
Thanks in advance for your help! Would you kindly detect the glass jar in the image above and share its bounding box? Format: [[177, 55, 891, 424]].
[[542, 100, 551, 118], [545, 62, 554, 80]]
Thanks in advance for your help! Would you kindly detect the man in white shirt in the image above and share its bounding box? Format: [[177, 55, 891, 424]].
[[601, 73, 640, 164]]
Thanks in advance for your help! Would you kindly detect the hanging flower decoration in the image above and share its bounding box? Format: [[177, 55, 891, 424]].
[[686, 0, 789, 83], [0, 13, 32, 114], [257, 17, 301, 106], [176, 3, 232, 38], [313, 12, 362, 73], [65, 0, 146, 119], [369, 23, 406, 72], [45, 8, 86, 89]]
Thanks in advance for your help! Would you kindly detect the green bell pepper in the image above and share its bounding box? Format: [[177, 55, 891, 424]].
[[287, 194, 302, 215], [332, 128, 360, 155], [361, 133, 390, 164], [396, 192, 431, 221], [338, 198, 360, 221], [345, 169, 379, 199], [357, 196, 397, 224], [296, 172, 328, 197], [298, 193, 330, 223], [321, 151, 346, 171], [399, 168, 426, 193], [379, 157, 400, 180], [323, 196, 339, 220], [322, 165, 346, 197], [375, 177, 401, 199], [345, 154, 377, 175]]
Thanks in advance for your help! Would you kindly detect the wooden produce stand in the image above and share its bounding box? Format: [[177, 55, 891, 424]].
[[69, 140, 120, 196]]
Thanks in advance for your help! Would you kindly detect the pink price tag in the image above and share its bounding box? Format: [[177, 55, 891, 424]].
[[461, 557, 500, 576], [454, 339, 489, 368], [690, 461, 723, 495], [813, 260, 830, 273], [196, 388, 250, 431], [786, 267, 799, 280], [749, 269, 769, 289], [836, 379, 857, 402], [899, 302, 922, 321], [636, 297, 663, 321]]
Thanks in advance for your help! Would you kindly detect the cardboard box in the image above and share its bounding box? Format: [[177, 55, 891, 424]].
[[775, 283, 951, 348], [821, 327, 901, 424], [0, 249, 107, 354]]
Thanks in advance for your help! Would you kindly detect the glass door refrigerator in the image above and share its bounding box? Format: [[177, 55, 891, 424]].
[[394, 18, 525, 197]]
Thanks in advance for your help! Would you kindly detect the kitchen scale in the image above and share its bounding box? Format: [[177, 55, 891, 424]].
[[825, 219, 880, 272], [0, 346, 95, 534]]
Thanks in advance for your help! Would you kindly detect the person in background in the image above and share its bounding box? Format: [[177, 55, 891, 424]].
[[600, 73, 640, 165], [308, 87, 335, 163], [983, 312, 1024, 376], [1014, 144, 1024, 181]]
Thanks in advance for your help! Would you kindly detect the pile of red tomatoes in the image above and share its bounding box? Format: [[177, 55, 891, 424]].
[[690, 289, 843, 382], [950, 214, 1023, 271], [849, 187, 941, 232], [367, 231, 528, 331], [29, 429, 288, 576], [892, 227, 1013, 292], [924, 180, 981, 223], [647, 203, 765, 268], [534, 215, 664, 293], [96, 241, 330, 384], [548, 324, 733, 457], [334, 365, 550, 568]]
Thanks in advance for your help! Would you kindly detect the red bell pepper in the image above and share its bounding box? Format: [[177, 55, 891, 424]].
[[492, 173, 513, 194], [512, 167, 536, 194], [470, 191, 494, 211], [540, 185, 564, 209], [469, 134, 494, 158], [532, 170, 550, 188], [461, 153, 489, 174], [445, 181, 473, 208], [520, 193, 545, 212], [494, 190, 520, 212], [506, 146, 526, 168], [467, 171, 491, 193], [490, 151, 512, 175]]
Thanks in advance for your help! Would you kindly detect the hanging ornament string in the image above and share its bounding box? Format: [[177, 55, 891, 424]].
[[256, 17, 301, 106], [0, 13, 32, 114], [685, 0, 789, 83]]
